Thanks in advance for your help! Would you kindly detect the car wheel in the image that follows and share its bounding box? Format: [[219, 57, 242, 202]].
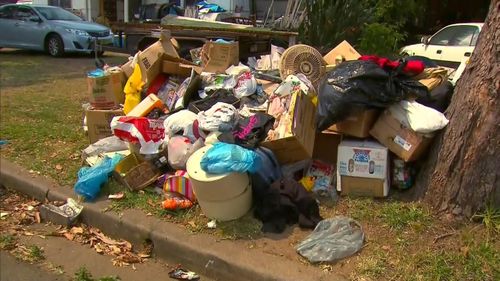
[[46, 34, 64, 57]]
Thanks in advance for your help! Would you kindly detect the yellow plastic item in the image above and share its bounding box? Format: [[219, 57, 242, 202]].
[[126, 94, 164, 117], [299, 176, 315, 192], [123, 64, 144, 114]]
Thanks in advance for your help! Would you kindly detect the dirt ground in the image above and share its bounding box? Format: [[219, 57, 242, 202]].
[[0, 49, 499, 281]]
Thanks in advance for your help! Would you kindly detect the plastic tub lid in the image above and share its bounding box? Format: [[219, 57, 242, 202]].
[[186, 145, 233, 182]]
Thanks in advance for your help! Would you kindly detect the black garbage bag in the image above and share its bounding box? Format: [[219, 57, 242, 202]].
[[316, 60, 429, 131]]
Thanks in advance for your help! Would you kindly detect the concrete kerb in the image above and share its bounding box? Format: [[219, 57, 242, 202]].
[[0, 158, 344, 281]]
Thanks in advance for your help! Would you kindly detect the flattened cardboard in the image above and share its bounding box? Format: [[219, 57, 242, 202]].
[[323, 40, 361, 65], [370, 110, 433, 162], [313, 131, 342, 165], [328, 109, 380, 138], [87, 71, 125, 109], [262, 93, 316, 164], [202, 41, 239, 73], [86, 108, 124, 144], [336, 139, 389, 197]]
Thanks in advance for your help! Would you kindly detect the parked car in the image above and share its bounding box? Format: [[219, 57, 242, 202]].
[[0, 4, 113, 56], [400, 23, 483, 68]]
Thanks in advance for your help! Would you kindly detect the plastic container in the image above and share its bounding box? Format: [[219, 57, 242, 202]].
[[197, 183, 252, 221], [186, 146, 250, 202]]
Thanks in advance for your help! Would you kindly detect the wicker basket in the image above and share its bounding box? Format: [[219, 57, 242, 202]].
[[114, 153, 161, 191]]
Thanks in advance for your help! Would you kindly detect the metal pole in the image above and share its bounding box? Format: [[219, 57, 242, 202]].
[[124, 0, 129, 23]]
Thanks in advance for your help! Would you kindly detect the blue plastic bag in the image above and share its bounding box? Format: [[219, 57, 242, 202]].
[[74, 155, 123, 201], [200, 143, 261, 174]]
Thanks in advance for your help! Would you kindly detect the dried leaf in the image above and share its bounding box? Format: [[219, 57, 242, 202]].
[[188, 221, 197, 228], [24, 231, 34, 236], [110, 245, 122, 255], [34, 212, 41, 223], [63, 232, 74, 241], [70, 227, 84, 234], [108, 192, 125, 200], [138, 253, 150, 258]]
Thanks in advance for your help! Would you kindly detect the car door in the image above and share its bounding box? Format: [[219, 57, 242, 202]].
[[439, 25, 479, 65], [426, 25, 479, 68], [11, 6, 46, 49], [0, 6, 20, 47]]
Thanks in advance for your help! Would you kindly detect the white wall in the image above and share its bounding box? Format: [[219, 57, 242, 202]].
[[32, 0, 49, 4], [209, 0, 250, 14]]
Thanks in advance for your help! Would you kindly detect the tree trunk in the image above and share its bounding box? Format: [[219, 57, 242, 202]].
[[414, 0, 500, 217]]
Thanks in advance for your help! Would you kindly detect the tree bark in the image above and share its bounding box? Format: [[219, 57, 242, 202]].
[[414, 0, 500, 217]]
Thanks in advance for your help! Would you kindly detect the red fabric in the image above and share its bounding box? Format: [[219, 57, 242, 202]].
[[359, 55, 424, 75], [147, 74, 168, 95]]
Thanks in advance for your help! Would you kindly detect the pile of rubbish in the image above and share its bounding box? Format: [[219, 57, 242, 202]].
[[79, 34, 453, 263]]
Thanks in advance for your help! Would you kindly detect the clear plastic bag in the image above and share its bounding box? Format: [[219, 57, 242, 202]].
[[296, 216, 364, 263]]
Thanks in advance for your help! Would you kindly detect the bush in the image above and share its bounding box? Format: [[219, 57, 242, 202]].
[[358, 23, 406, 56]]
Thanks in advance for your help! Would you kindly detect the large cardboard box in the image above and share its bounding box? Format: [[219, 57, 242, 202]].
[[313, 131, 342, 165], [370, 110, 433, 162], [328, 109, 379, 138], [86, 108, 124, 144], [121, 33, 180, 83], [87, 71, 124, 109], [262, 93, 316, 164], [323, 40, 361, 65], [336, 139, 389, 197], [201, 41, 239, 73], [162, 54, 202, 77]]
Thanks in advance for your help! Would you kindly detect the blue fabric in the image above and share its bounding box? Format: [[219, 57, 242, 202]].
[[200, 142, 261, 174], [87, 69, 105, 77], [74, 155, 123, 201], [196, 1, 226, 13]]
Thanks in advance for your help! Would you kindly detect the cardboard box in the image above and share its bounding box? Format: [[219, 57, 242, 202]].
[[328, 109, 379, 138], [162, 54, 202, 77], [323, 40, 361, 65], [336, 139, 389, 197], [370, 110, 433, 162], [262, 93, 316, 164], [87, 71, 124, 109], [201, 41, 239, 73], [86, 108, 124, 144], [313, 131, 342, 165]]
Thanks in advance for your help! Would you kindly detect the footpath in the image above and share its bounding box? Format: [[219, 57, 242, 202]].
[[0, 158, 346, 281]]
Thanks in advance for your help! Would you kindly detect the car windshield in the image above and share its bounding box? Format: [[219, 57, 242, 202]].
[[34, 6, 82, 21]]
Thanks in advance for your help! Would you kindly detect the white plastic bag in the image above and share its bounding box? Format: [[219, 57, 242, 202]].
[[389, 100, 449, 133]]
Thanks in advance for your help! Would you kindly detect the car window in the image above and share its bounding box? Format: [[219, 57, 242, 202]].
[[449, 26, 478, 46], [429, 25, 480, 47], [13, 6, 36, 21], [0, 6, 17, 19], [34, 6, 82, 21], [429, 26, 460, 46]]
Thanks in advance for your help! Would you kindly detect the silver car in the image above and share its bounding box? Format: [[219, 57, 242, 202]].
[[0, 4, 113, 56]]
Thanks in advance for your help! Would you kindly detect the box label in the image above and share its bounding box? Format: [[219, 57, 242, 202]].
[[338, 142, 388, 179], [394, 135, 412, 151]]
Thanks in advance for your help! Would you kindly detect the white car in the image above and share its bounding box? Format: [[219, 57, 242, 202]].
[[400, 23, 483, 69]]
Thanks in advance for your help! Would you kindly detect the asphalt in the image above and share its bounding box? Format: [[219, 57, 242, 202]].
[[0, 158, 346, 281]]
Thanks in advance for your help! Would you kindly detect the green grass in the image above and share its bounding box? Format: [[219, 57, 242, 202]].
[[73, 266, 121, 281], [27, 245, 45, 262], [0, 234, 16, 250], [379, 201, 431, 232]]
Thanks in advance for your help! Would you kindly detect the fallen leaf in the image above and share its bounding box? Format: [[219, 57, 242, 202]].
[[70, 227, 84, 234], [110, 245, 122, 255], [27, 206, 35, 211], [108, 192, 125, 200], [0, 212, 9, 219], [146, 213, 153, 216], [63, 232, 75, 241], [38, 235, 46, 239], [138, 253, 150, 258], [55, 164, 63, 171], [188, 221, 197, 228], [132, 264, 137, 271], [34, 212, 41, 223], [24, 231, 34, 236]]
